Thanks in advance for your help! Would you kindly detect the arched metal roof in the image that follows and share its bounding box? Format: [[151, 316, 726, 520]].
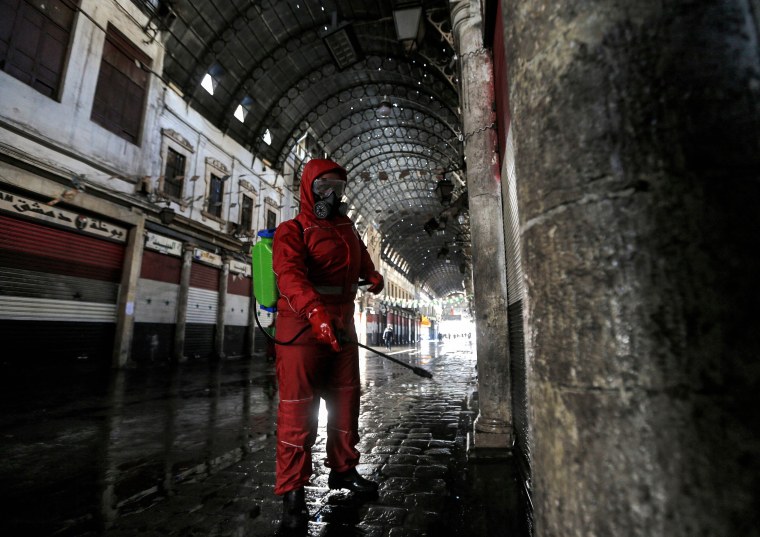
[[141, 0, 468, 297]]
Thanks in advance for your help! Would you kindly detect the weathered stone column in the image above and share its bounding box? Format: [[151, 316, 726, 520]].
[[173, 243, 194, 363], [112, 215, 145, 367], [503, 0, 760, 534], [452, 0, 512, 449], [215, 258, 230, 359]]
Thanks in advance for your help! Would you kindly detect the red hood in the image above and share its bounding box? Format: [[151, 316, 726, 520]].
[[300, 159, 347, 218]]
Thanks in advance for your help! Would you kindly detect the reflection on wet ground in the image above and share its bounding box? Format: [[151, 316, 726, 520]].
[[0, 339, 523, 536]]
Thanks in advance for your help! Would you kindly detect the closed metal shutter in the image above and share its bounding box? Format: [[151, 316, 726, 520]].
[[186, 287, 218, 323], [224, 272, 251, 357], [185, 262, 219, 359], [252, 307, 274, 358], [133, 250, 182, 363], [0, 213, 124, 363], [505, 128, 524, 307], [503, 127, 532, 533]]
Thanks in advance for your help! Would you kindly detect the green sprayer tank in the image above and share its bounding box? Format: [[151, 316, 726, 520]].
[[251, 229, 278, 310]]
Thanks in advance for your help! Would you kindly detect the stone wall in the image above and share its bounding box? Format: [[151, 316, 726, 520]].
[[503, 0, 760, 534]]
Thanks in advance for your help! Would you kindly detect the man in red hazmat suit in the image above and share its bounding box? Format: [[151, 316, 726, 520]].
[[272, 158, 384, 531]]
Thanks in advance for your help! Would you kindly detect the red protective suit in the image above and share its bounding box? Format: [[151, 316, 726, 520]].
[[272, 158, 378, 495]]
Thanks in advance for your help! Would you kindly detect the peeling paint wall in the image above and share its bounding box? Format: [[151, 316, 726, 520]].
[[0, 0, 293, 235]]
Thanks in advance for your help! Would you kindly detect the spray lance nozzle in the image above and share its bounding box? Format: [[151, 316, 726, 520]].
[[336, 330, 433, 379]]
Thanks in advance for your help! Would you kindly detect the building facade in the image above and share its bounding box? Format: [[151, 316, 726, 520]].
[[0, 0, 358, 366]]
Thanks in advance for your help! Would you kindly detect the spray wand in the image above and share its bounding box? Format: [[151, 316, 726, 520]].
[[337, 333, 433, 379]]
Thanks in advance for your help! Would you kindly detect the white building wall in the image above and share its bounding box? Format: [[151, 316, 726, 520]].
[[0, 0, 296, 236]]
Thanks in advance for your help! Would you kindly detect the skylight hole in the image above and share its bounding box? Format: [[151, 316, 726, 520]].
[[201, 73, 217, 95]]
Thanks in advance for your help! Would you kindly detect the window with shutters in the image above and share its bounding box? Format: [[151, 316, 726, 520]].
[[0, 0, 79, 99], [266, 209, 277, 230], [240, 194, 254, 234], [159, 128, 194, 207], [90, 24, 151, 144], [208, 174, 224, 218], [201, 158, 229, 223], [162, 147, 185, 199]]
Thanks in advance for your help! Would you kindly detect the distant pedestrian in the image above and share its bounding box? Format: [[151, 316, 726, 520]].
[[383, 325, 393, 350]]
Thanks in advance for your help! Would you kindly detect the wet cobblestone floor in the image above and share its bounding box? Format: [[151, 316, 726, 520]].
[[0, 338, 522, 536]]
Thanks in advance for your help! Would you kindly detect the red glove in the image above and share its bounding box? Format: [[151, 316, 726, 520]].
[[365, 271, 384, 294], [307, 305, 343, 352]]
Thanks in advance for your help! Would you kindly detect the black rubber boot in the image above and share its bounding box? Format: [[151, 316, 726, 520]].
[[279, 487, 308, 533], [328, 467, 379, 495]]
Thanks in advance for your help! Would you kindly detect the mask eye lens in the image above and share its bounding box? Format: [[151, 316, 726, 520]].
[[313, 179, 345, 198]]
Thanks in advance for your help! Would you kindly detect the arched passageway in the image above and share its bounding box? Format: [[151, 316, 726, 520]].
[[1, 1, 759, 536]]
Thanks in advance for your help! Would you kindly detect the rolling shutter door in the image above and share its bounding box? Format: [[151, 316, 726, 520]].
[[185, 261, 219, 359], [224, 268, 251, 357], [0, 213, 124, 364], [132, 249, 182, 363]]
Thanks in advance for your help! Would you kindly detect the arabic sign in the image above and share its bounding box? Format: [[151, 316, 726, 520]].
[[0, 189, 127, 242], [229, 260, 251, 277], [193, 248, 223, 267], [144, 232, 182, 256]]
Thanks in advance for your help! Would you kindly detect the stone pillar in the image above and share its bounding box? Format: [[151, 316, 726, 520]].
[[173, 243, 194, 363], [215, 258, 230, 359], [503, 0, 760, 535], [112, 216, 145, 367], [451, 0, 512, 450]]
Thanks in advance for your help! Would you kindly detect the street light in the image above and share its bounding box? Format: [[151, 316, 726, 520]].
[[393, 2, 424, 52], [159, 207, 176, 225]]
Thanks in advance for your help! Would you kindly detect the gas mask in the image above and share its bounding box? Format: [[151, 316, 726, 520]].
[[313, 177, 349, 219], [314, 192, 349, 219]]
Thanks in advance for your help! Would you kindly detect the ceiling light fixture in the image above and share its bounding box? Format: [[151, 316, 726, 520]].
[[377, 95, 393, 118]]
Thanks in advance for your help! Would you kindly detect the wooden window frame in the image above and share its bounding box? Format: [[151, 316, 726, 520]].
[[201, 157, 230, 223], [158, 128, 194, 208], [90, 24, 151, 144], [207, 173, 224, 219], [266, 208, 278, 230], [0, 0, 79, 99], [239, 193, 256, 235], [162, 146, 185, 200]]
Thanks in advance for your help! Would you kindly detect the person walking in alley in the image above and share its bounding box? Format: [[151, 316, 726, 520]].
[[383, 324, 393, 351], [272, 158, 385, 532]]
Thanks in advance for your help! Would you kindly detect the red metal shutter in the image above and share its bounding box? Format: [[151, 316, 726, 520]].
[[493, 1, 510, 166], [0, 214, 125, 364], [190, 262, 220, 291], [227, 273, 251, 296], [140, 250, 181, 283], [0, 213, 123, 280]]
